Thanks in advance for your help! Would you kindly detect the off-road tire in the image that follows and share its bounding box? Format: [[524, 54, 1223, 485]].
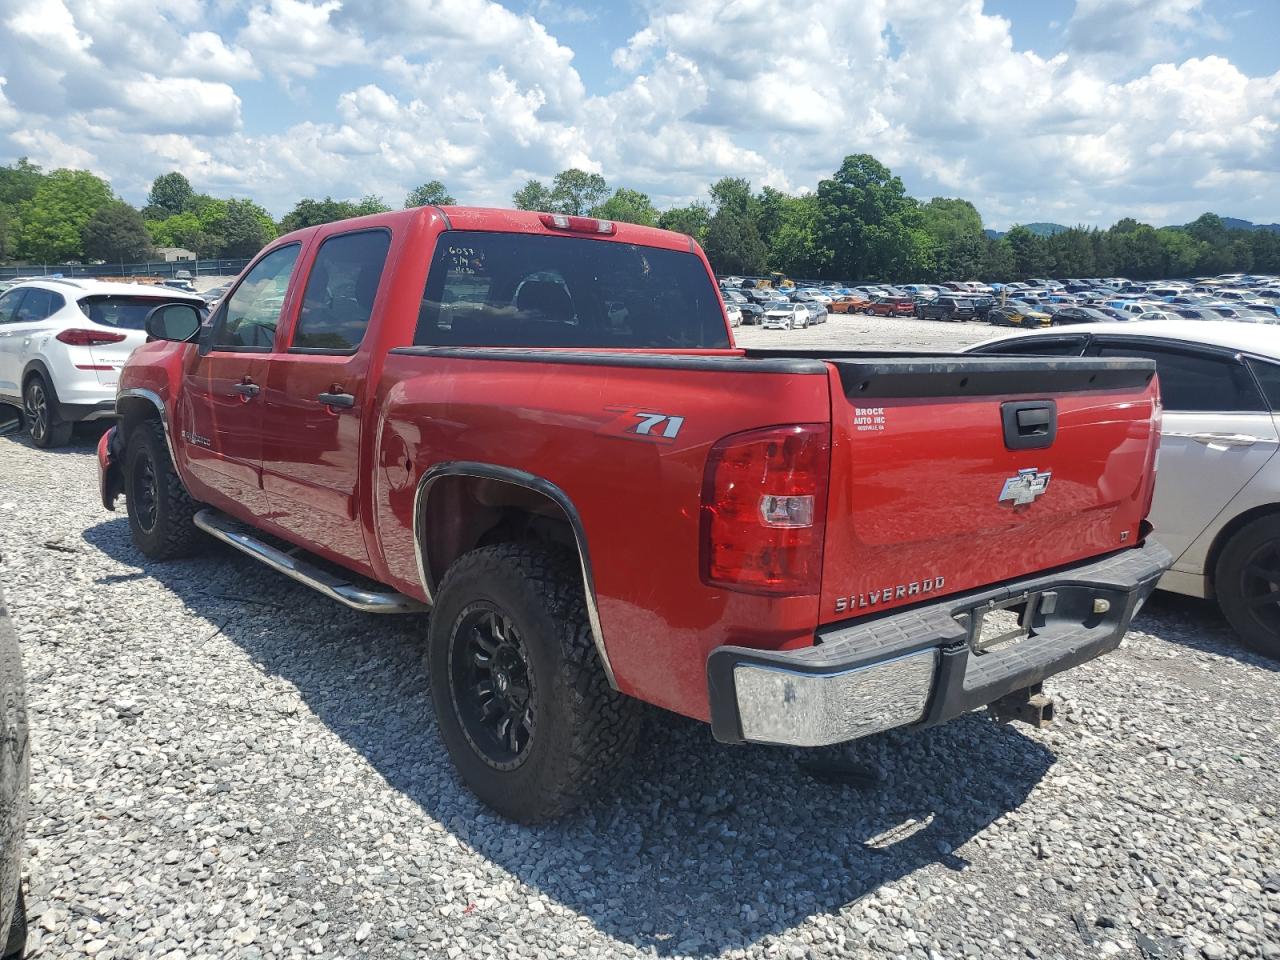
[[23, 374, 73, 449], [428, 544, 639, 822], [3, 886, 24, 958], [1215, 516, 1280, 660], [124, 420, 200, 560]]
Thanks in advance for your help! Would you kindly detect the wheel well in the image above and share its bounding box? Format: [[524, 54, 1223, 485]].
[[115, 394, 162, 441], [419, 474, 578, 593], [20, 361, 51, 394], [1203, 502, 1280, 597]]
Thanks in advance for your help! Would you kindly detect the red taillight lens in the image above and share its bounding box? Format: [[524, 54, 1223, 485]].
[[700, 423, 830, 595], [56, 329, 127, 346], [539, 213, 617, 235]]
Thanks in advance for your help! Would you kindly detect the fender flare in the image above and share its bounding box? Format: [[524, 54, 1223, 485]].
[[413, 461, 617, 689], [115, 387, 180, 465]]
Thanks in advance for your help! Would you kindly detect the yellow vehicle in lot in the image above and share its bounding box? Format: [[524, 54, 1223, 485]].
[[988, 302, 1052, 327]]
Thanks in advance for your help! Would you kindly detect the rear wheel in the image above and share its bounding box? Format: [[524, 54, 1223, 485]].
[[23, 374, 73, 449], [1215, 516, 1280, 660], [427, 544, 639, 822], [124, 421, 200, 560]]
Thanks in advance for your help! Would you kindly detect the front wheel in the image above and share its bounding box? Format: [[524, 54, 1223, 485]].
[[427, 544, 639, 822], [1216, 517, 1280, 659], [124, 421, 201, 560], [24, 374, 73, 448]]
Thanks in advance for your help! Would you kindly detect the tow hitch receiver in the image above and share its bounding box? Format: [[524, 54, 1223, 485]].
[[988, 683, 1056, 728]]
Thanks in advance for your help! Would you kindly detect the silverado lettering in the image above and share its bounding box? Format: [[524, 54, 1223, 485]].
[[96, 206, 1171, 822]]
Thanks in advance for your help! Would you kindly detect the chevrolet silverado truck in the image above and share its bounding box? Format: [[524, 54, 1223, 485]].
[[97, 207, 1170, 822]]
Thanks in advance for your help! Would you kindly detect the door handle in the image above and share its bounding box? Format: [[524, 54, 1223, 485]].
[[231, 381, 260, 398], [317, 391, 356, 409], [1167, 431, 1267, 448]]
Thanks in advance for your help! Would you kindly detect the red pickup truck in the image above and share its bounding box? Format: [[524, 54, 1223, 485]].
[[97, 207, 1170, 821]]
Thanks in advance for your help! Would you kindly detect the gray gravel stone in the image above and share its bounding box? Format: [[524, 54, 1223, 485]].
[[2, 334, 1278, 960]]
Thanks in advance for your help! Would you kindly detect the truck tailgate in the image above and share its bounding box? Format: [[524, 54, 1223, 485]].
[[820, 357, 1159, 623]]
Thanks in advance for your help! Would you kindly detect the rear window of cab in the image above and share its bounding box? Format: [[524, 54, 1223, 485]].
[[413, 231, 729, 349]]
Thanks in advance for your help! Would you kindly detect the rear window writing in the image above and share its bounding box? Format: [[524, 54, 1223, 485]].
[[413, 231, 730, 349]]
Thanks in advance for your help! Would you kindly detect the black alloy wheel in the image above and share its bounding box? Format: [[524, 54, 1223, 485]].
[[23, 379, 48, 445], [448, 602, 536, 770], [131, 450, 160, 534]]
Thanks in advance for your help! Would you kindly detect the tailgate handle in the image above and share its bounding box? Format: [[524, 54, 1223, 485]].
[[1001, 400, 1057, 450]]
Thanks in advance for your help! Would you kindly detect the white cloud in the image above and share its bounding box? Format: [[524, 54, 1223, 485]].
[[0, 0, 1277, 229], [179, 31, 260, 81]]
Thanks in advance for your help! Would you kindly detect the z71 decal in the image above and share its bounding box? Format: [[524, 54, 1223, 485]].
[[600, 407, 686, 444]]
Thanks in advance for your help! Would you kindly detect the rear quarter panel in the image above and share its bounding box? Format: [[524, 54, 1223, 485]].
[[371, 353, 832, 721]]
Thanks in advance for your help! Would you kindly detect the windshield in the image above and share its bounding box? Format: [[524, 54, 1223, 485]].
[[78, 294, 195, 330], [414, 231, 729, 349]]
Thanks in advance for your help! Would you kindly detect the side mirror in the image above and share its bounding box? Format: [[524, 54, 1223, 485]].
[[145, 302, 202, 343]]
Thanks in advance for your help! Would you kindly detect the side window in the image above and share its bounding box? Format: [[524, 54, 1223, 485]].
[[1246, 358, 1280, 412], [212, 244, 301, 351], [292, 230, 391, 352], [13, 288, 63, 322], [0, 289, 25, 324], [1096, 342, 1265, 413], [977, 337, 1087, 356]]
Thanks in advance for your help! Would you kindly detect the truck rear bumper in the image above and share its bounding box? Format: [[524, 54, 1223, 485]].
[[707, 539, 1171, 747]]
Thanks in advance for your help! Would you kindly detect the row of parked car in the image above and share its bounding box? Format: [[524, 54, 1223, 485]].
[[719, 273, 1280, 330]]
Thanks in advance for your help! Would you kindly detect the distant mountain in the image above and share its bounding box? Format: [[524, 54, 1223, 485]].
[[984, 222, 1067, 240], [1219, 216, 1280, 233]]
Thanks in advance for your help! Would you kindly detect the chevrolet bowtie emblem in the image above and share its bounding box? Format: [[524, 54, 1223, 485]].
[[999, 468, 1051, 506]]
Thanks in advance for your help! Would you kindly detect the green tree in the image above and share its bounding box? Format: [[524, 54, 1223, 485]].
[[405, 180, 456, 207], [1156, 228, 1202, 277], [767, 194, 831, 278], [656, 203, 710, 245], [1105, 219, 1164, 280], [145, 172, 195, 219], [0, 157, 44, 207], [709, 177, 755, 216], [919, 197, 984, 246], [590, 188, 658, 226], [512, 179, 553, 211], [279, 197, 363, 233], [355, 195, 391, 216], [981, 236, 1015, 281], [549, 169, 609, 216], [753, 186, 790, 251], [19, 169, 113, 262], [703, 204, 767, 275], [81, 201, 153, 263], [814, 154, 924, 281], [219, 199, 277, 258], [1004, 225, 1052, 279]]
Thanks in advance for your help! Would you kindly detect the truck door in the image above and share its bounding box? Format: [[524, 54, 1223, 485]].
[[181, 243, 302, 515], [258, 228, 392, 566]]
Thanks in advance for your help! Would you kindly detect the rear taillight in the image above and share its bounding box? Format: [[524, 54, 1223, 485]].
[[1142, 399, 1162, 522], [700, 424, 830, 595], [56, 329, 127, 346]]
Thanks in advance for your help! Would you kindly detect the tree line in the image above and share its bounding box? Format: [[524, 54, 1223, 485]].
[[2, 153, 1277, 281], [0, 161, 455, 266], [511, 158, 1280, 281]]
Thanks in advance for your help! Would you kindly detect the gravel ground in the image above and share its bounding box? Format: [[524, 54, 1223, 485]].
[[1, 323, 1278, 960], [732, 312, 1001, 351]]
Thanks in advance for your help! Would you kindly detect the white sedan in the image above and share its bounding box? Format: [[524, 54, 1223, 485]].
[[968, 320, 1280, 659]]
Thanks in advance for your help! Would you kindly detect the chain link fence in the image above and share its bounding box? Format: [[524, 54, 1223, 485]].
[[0, 257, 251, 281]]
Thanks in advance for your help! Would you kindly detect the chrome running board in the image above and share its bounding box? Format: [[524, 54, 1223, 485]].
[[193, 509, 428, 614]]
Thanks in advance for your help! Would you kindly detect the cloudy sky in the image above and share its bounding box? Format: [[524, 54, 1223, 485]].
[[0, 0, 1277, 228]]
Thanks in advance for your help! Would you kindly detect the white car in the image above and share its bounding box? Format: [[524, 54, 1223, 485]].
[[724, 302, 742, 327], [0, 278, 205, 447], [969, 320, 1280, 659], [761, 304, 808, 330]]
